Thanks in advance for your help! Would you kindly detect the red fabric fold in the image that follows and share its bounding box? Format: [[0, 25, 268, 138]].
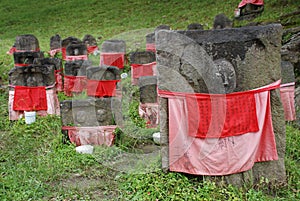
[[238, 0, 264, 8], [159, 80, 280, 138], [7, 46, 16, 55], [87, 79, 119, 97], [280, 84, 296, 121], [186, 92, 258, 138], [65, 55, 88, 61], [55, 70, 63, 91], [14, 63, 31, 67], [64, 75, 87, 96], [7, 47, 40, 55], [9, 88, 60, 120], [62, 126, 116, 147], [100, 52, 125, 69], [131, 62, 156, 85], [49, 48, 61, 57], [139, 103, 159, 128], [87, 45, 98, 54], [146, 43, 156, 52], [164, 81, 279, 175], [13, 86, 47, 111], [61, 47, 66, 60]]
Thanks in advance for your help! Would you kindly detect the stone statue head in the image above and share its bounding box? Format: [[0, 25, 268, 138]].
[[96, 108, 107, 122], [75, 111, 87, 124], [214, 58, 236, 93]]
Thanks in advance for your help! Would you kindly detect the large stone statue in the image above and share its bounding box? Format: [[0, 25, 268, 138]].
[[156, 24, 285, 186]]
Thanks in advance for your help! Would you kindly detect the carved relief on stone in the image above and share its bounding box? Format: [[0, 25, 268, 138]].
[[87, 66, 120, 81], [15, 34, 40, 51], [130, 51, 156, 64], [214, 58, 236, 93], [60, 98, 115, 127], [9, 65, 55, 87], [50, 34, 61, 50]]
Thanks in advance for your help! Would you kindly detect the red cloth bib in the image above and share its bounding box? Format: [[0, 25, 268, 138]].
[[131, 62, 156, 85], [62, 126, 116, 147], [7, 46, 16, 55], [280, 83, 296, 121], [64, 75, 87, 96], [65, 55, 88, 61], [100, 52, 125, 69], [55, 69, 63, 91], [61, 47, 66, 60], [158, 80, 280, 176], [186, 92, 258, 138], [87, 46, 98, 54], [159, 80, 280, 138], [87, 79, 119, 97], [131, 62, 156, 78], [13, 86, 47, 111], [49, 48, 61, 57]]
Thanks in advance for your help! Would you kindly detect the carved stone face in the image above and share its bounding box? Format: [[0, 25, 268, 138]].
[[26, 76, 37, 86], [214, 59, 236, 93], [76, 111, 87, 123], [96, 109, 106, 122]]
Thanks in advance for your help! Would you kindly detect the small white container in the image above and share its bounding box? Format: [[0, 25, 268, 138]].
[[153, 132, 161, 145], [121, 73, 128, 79], [24, 111, 36, 124], [234, 8, 241, 18], [76, 145, 94, 154]]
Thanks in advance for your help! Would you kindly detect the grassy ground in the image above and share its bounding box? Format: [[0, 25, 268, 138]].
[[0, 0, 300, 200]]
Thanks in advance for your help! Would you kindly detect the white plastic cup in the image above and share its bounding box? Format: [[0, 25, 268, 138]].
[[76, 145, 94, 154], [153, 132, 161, 144], [234, 8, 241, 18], [121, 73, 128, 79], [24, 111, 36, 124]]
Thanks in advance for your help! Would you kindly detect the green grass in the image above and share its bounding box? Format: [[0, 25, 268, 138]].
[[0, 0, 300, 200]]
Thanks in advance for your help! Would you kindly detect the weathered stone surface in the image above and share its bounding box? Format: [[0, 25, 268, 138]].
[[66, 43, 87, 56], [15, 34, 39, 51], [86, 66, 120, 80], [138, 76, 157, 103], [82, 34, 97, 46], [156, 24, 285, 186], [64, 60, 92, 76], [34, 57, 62, 71], [50, 34, 61, 50], [213, 13, 233, 29], [159, 97, 169, 171], [281, 61, 295, 84], [281, 31, 300, 76], [61, 36, 82, 48], [9, 65, 55, 87], [187, 23, 204, 30], [13, 51, 44, 65], [281, 32, 300, 64], [60, 98, 117, 127], [146, 25, 171, 45], [101, 40, 126, 53], [146, 33, 155, 44], [155, 24, 171, 32], [129, 51, 156, 64], [156, 30, 224, 94]]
